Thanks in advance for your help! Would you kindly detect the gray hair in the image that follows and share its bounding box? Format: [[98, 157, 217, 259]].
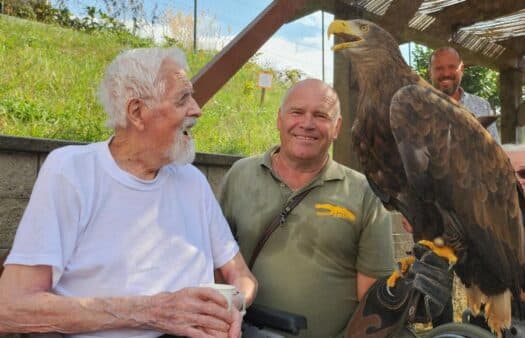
[[99, 47, 188, 129]]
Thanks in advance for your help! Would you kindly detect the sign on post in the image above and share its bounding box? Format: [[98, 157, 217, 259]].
[[257, 71, 273, 106]]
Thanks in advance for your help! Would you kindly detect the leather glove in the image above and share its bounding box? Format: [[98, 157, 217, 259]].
[[342, 243, 453, 337], [408, 242, 454, 323], [343, 274, 417, 338]]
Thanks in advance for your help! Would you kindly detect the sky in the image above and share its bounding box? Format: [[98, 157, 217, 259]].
[[56, 0, 413, 84]]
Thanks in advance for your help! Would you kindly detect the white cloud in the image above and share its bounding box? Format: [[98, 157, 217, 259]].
[[126, 20, 335, 83], [256, 36, 334, 83], [295, 11, 323, 28]]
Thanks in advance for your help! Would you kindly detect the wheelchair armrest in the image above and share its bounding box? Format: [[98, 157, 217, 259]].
[[244, 304, 307, 336]]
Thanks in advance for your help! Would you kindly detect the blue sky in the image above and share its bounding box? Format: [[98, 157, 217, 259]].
[[58, 0, 412, 84]]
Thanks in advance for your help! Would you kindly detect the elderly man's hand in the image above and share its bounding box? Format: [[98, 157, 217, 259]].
[[201, 309, 242, 338], [148, 287, 240, 338]]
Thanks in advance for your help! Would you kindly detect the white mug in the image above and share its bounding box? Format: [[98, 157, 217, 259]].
[[200, 283, 246, 315]]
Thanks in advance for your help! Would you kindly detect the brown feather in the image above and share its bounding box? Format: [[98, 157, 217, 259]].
[[330, 18, 525, 331]]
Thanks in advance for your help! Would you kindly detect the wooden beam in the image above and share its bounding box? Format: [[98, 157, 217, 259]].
[[500, 36, 525, 57], [191, 0, 308, 107], [401, 28, 519, 70], [429, 0, 524, 30], [377, 0, 423, 35], [499, 68, 523, 143], [432, 0, 523, 30], [286, 0, 325, 23], [401, 0, 524, 70]]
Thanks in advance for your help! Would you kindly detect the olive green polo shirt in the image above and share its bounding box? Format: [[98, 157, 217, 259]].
[[219, 147, 395, 338]]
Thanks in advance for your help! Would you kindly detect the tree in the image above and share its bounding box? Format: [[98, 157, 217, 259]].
[[411, 44, 500, 110]]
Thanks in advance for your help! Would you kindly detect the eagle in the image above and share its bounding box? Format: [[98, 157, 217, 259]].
[[327, 19, 525, 337]]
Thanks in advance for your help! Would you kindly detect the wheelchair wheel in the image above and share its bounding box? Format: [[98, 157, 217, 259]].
[[424, 323, 494, 338]]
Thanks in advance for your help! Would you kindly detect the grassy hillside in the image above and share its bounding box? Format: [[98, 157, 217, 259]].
[[0, 14, 285, 155]]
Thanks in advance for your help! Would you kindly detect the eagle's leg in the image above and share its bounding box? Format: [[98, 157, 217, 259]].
[[465, 285, 485, 316], [465, 285, 511, 338], [484, 290, 511, 338], [386, 237, 455, 289], [387, 256, 416, 288], [418, 239, 458, 265]]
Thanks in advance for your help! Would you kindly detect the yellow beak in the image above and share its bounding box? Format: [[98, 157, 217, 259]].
[[327, 20, 360, 51]]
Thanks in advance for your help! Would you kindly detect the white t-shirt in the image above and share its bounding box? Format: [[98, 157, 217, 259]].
[[6, 139, 239, 338]]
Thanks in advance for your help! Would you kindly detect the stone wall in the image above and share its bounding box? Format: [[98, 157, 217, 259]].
[[0, 135, 242, 258], [0, 134, 412, 260]]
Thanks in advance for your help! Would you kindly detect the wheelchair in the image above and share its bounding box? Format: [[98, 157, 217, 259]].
[[243, 305, 525, 338]]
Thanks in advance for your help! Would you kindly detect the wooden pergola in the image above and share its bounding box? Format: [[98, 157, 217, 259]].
[[191, 0, 525, 169]]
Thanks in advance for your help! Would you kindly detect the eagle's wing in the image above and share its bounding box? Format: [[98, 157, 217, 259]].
[[389, 84, 524, 292]]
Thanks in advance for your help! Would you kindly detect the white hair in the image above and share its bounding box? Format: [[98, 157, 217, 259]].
[[99, 47, 188, 129], [502, 143, 525, 152]]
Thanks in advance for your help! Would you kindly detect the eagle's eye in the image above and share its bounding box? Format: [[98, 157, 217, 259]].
[[359, 24, 369, 32]]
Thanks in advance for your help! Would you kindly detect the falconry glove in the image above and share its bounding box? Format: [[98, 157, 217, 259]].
[[342, 243, 453, 337], [409, 243, 454, 323]]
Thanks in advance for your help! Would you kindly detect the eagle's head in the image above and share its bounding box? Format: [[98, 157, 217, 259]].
[[327, 19, 400, 61]]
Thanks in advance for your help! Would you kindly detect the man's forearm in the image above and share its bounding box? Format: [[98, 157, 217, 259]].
[[217, 253, 258, 307], [0, 291, 152, 334], [0, 265, 234, 336]]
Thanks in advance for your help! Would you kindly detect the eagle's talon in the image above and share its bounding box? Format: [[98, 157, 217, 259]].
[[418, 239, 458, 265], [386, 285, 394, 297], [398, 255, 416, 273], [387, 270, 402, 288]]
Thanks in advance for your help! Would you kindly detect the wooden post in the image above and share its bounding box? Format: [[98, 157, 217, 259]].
[[499, 68, 523, 143], [332, 5, 362, 171], [191, 0, 308, 107], [260, 88, 266, 106]]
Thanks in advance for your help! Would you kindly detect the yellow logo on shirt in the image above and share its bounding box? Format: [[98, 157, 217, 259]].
[[315, 203, 356, 221]]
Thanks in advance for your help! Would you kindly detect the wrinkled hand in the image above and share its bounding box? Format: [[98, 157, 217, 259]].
[[408, 243, 454, 323], [228, 308, 242, 338], [146, 287, 240, 338], [200, 309, 242, 338]]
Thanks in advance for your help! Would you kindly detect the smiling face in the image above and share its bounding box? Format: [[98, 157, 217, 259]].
[[145, 58, 202, 165], [429, 48, 464, 98], [277, 79, 341, 165]]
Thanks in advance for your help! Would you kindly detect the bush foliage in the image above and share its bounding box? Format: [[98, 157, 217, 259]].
[[0, 5, 290, 155]]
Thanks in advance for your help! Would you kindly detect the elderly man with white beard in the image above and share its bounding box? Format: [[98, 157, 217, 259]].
[[0, 47, 256, 338]]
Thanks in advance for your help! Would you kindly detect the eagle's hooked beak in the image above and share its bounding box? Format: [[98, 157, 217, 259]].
[[327, 20, 363, 51]]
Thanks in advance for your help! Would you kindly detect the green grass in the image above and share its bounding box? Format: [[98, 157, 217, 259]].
[[0, 14, 285, 155]]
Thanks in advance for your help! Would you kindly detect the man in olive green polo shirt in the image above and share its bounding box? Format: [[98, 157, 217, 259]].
[[219, 79, 395, 338]]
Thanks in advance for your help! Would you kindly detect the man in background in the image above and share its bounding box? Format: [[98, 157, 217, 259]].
[[429, 46, 500, 143]]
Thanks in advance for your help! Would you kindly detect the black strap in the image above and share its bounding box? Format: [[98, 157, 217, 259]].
[[248, 189, 311, 269]]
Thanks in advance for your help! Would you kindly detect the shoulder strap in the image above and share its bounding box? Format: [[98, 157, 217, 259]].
[[248, 189, 311, 270]]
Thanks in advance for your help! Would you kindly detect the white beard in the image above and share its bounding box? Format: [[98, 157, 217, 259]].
[[168, 117, 196, 165]]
